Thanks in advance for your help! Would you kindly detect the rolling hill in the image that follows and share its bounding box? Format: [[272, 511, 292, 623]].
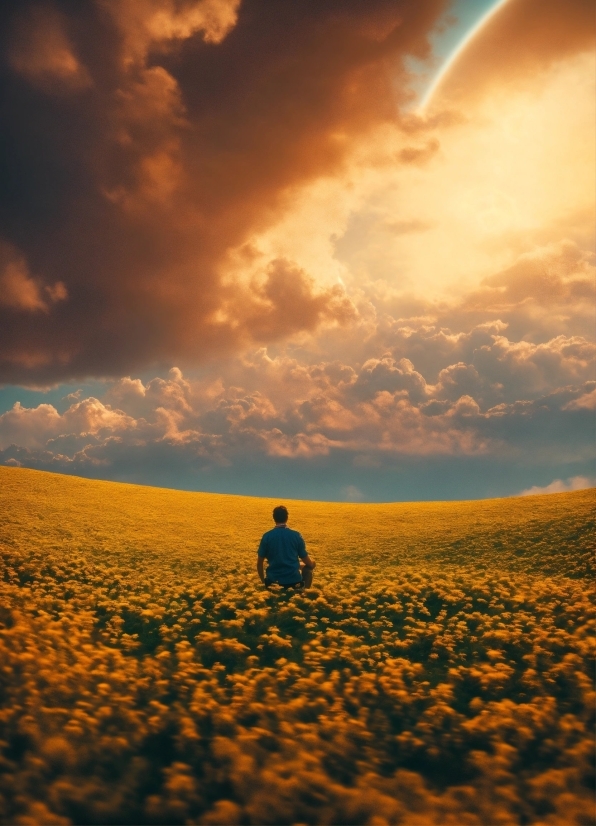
[[0, 467, 594, 825]]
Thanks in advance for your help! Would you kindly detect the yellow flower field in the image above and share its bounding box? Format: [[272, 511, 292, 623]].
[[0, 467, 594, 825]]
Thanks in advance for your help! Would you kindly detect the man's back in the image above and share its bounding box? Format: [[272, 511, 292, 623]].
[[258, 525, 306, 585]]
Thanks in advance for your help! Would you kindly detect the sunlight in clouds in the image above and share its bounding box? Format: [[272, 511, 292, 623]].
[[241, 50, 594, 300]]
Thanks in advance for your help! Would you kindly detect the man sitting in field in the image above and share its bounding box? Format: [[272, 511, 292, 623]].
[[257, 505, 316, 589]]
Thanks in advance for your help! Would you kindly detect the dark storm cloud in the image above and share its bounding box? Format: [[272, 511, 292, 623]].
[[0, 0, 448, 385]]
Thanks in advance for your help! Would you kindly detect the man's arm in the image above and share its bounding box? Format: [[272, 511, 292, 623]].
[[257, 534, 268, 583], [297, 534, 315, 569], [257, 556, 266, 583]]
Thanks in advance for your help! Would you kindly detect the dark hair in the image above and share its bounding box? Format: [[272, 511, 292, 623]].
[[273, 505, 288, 524]]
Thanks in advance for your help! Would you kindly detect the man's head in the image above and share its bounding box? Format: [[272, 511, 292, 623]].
[[273, 505, 288, 524]]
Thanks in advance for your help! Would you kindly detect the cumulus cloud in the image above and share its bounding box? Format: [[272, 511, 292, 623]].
[[0, 0, 447, 384], [6, 237, 592, 487], [348, 323, 595, 412], [453, 241, 596, 343], [0, 399, 135, 450], [2, 311, 594, 475], [519, 476, 595, 497]]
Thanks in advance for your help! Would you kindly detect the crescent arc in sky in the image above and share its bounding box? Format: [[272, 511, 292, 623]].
[[419, 0, 513, 111]]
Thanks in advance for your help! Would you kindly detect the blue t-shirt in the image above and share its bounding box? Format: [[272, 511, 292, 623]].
[[258, 525, 307, 584]]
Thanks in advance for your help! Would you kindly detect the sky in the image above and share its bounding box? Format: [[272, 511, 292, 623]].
[[0, 0, 594, 502]]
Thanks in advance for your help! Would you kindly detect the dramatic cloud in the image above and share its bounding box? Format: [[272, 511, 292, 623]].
[[0, 0, 448, 384], [2, 262, 594, 496], [243, 41, 594, 309]]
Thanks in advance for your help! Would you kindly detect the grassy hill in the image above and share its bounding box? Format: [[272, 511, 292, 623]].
[[0, 467, 594, 825]]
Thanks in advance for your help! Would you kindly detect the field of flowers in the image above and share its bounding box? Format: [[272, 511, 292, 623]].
[[0, 467, 594, 825]]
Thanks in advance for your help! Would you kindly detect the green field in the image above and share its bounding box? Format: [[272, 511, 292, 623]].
[[0, 467, 594, 825]]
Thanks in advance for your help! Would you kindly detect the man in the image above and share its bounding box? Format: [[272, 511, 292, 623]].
[[257, 505, 316, 589]]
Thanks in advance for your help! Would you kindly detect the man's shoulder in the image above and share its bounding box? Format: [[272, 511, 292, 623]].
[[262, 526, 302, 539]]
